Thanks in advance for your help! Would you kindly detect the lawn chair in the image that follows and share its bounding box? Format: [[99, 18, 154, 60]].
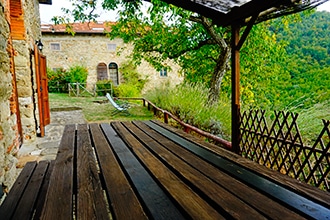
[[106, 93, 130, 115]]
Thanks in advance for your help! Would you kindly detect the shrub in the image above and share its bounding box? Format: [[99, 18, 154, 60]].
[[113, 83, 140, 98], [47, 65, 88, 93], [145, 82, 231, 139], [119, 61, 148, 94], [47, 68, 68, 93], [65, 65, 88, 84], [96, 80, 113, 96]]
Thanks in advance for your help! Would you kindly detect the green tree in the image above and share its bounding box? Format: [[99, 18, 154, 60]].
[[59, 0, 294, 106]]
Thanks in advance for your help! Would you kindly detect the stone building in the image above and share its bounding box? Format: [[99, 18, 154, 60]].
[[41, 22, 184, 94], [0, 0, 50, 196]]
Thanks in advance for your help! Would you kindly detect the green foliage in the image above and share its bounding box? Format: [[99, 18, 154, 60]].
[[47, 65, 89, 93], [119, 61, 148, 92], [269, 11, 330, 109], [96, 80, 113, 96], [145, 82, 231, 139], [65, 65, 88, 84], [111, 61, 148, 98], [113, 84, 140, 97], [47, 68, 68, 93]]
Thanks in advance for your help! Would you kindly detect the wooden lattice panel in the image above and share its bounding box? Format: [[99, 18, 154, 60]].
[[240, 110, 330, 191]]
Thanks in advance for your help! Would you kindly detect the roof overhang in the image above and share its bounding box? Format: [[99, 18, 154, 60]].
[[158, 0, 329, 27]]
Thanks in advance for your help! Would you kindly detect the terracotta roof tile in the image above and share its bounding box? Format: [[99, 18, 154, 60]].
[[41, 22, 114, 34]]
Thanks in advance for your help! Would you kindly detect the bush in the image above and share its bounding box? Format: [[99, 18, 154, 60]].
[[47, 65, 88, 93], [47, 68, 68, 93], [145, 82, 231, 139], [96, 80, 113, 96], [65, 65, 88, 84], [119, 61, 148, 94], [113, 83, 140, 98]]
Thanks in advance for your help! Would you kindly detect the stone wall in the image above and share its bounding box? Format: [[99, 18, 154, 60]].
[[41, 33, 183, 94], [1, 0, 44, 199], [14, 0, 42, 142], [0, 0, 19, 197]]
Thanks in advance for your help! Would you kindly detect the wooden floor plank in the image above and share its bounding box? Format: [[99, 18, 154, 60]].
[[130, 121, 267, 219], [12, 161, 49, 220], [137, 121, 305, 220], [113, 122, 225, 220], [76, 124, 109, 219], [0, 161, 37, 220], [33, 160, 55, 220], [148, 120, 330, 219], [40, 124, 76, 220], [90, 123, 147, 220], [101, 123, 186, 220]]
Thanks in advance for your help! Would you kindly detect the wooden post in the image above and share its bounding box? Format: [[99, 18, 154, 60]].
[[231, 25, 241, 154], [164, 112, 168, 124]]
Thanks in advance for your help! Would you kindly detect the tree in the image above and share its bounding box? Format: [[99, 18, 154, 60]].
[[58, 0, 293, 106], [58, 0, 232, 104]]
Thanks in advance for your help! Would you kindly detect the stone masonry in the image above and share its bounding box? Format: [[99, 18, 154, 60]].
[[41, 23, 184, 94], [1, 0, 45, 198], [0, 0, 19, 196]]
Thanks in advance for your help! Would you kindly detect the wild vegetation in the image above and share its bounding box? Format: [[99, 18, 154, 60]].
[[47, 65, 88, 92], [51, 1, 329, 143]]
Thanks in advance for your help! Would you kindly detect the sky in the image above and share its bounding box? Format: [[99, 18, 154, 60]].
[[39, 0, 330, 24]]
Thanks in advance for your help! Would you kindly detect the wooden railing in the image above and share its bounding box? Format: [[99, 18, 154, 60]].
[[240, 110, 330, 191], [116, 97, 232, 150], [118, 98, 329, 191]]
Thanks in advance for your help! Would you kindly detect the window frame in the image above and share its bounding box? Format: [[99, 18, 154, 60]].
[[50, 42, 61, 51]]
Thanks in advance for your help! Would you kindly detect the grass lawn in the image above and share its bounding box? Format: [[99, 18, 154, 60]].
[[49, 93, 155, 122]]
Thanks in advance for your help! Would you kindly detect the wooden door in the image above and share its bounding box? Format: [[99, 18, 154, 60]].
[[97, 63, 108, 80], [34, 46, 50, 137], [40, 55, 50, 125]]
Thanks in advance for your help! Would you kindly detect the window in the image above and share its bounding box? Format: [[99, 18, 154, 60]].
[[109, 62, 119, 85], [107, 44, 117, 52], [160, 68, 167, 77], [50, 43, 61, 51]]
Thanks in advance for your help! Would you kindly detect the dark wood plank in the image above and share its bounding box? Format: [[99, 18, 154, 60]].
[[76, 124, 109, 219], [136, 121, 305, 220], [11, 160, 49, 220], [40, 124, 76, 220], [148, 120, 330, 219], [129, 121, 266, 219], [90, 123, 147, 220], [33, 160, 55, 220], [112, 122, 224, 219], [0, 161, 37, 220], [152, 119, 330, 205], [101, 123, 186, 220]]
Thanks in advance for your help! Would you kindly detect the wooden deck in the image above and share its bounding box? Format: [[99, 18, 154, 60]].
[[1, 120, 329, 219]]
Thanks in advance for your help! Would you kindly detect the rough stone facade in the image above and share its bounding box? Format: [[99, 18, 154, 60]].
[[41, 23, 183, 94], [17, 0, 42, 141], [1, 0, 44, 197], [0, 0, 18, 194]]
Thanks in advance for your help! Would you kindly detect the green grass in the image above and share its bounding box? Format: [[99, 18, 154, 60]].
[[49, 93, 155, 122], [145, 83, 232, 140]]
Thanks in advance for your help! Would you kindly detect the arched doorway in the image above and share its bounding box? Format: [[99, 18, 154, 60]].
[[109, 62, 119, 85], [97, 63, 108, 80]]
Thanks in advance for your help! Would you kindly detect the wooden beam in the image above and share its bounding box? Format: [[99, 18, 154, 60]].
[[231, 25, 241, 154], [236, 13, 259, 50]]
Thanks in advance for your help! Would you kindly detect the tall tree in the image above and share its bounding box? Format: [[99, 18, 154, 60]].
[[58, 0, 292, 106], [58, 0, 233, 104]]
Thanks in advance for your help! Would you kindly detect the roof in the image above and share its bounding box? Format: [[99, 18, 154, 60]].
[[161, 0, 329, 26], [41, 22, 114, 34]]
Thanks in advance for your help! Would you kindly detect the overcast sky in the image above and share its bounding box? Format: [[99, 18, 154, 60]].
[[39, 0, 330, 24]]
